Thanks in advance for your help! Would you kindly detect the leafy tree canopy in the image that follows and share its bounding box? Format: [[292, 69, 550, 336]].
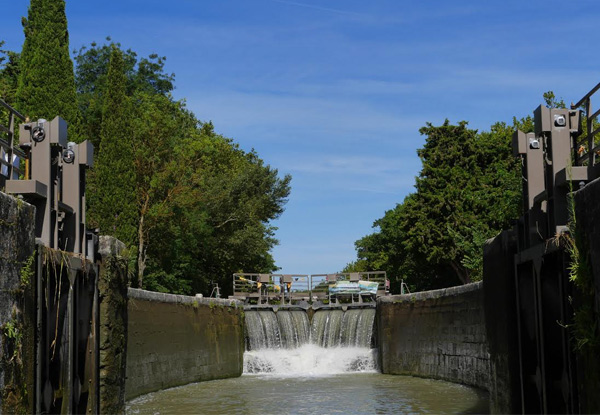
[[346, 119, 521, 292], [2, 27, 291, 297], [16, 0, 81, 140]]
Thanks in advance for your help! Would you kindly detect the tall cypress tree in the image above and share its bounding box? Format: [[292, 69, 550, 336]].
[[16, 0, 81, 140], [87, 46, 138, 248]]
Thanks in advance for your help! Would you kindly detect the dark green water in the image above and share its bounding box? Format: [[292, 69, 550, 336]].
[[126, 373, 489, 415]]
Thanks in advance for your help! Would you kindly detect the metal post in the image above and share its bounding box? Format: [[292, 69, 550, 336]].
[[35, 243, 43, 414]]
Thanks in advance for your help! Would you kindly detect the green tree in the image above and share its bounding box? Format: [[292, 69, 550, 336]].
[[87, 47, 138, 250], [349, 120, 521, 292], [74, 40, 174, 148], [142, 123, 291, 295], [0, 41, 20, 106], [16, 0, 81, 139], [128, 90, 187, 288]]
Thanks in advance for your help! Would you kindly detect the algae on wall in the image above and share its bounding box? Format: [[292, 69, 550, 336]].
[[98, 236, 130, 415], [125, 290, 244, 401], [0, 192, 36, 414]]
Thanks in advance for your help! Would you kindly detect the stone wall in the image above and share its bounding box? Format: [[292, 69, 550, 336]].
[[377, 282, 489, 391], [125, 289, 244, 401], [0, 192, 36, 414]]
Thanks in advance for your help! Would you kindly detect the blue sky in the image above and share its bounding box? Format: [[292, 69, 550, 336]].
[[3, 1, 600, 275]]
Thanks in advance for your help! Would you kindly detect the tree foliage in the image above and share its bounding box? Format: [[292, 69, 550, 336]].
[[86, 47, 138, 249], [74, 40, 174, 149], [74, 41, 291, 294], [3, 24, 291, 296], [346, 120, 521, 292], [15, 0, 81, 139], [0, 41, 20, 106]]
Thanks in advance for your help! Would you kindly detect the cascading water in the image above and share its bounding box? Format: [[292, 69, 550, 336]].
[[244, 308, 378, 376]]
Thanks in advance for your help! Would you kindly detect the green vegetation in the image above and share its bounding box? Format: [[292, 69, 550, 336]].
[[75, 40, 291, 295], [1, 3, 290, 297], [19, 253, 35, 288], [564, 168, 599, 353], [87, 46, 138, 252], [345, 120, 521, 292], [15, 0, 81, 140], [0, 41, 20, 107]]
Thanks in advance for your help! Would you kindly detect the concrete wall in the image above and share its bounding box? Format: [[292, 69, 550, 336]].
[[0, 192, 36, 414], [377, 282, 489, 391], [125, 289, 244, 400]]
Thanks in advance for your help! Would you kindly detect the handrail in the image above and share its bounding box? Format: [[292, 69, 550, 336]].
[[570, 83, 600, 174], [0, 98, 28, 185], [572, 81, 600, 109]]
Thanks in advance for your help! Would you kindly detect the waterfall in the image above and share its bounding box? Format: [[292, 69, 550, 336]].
[[246, 310, 309, 350], [311, 309, 376, 348], [244, 308, 377, 375]]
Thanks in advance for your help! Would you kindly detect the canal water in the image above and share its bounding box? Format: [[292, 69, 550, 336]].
[[126, 309, 489, 414], [126, 371, 488, 414]]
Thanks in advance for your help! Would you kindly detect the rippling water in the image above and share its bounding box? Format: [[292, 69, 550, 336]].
[[126, 373, 489, 415]]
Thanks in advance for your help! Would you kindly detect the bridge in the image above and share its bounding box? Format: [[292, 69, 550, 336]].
[[230, 271, 390, 309]]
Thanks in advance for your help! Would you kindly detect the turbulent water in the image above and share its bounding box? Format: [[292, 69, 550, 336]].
[[244, 308, 377, 375], [244, 344, 377, 375]]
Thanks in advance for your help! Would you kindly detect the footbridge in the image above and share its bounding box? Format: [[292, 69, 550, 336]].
[[230, 271, 390, 310]]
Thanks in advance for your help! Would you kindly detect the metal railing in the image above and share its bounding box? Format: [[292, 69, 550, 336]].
[[233, 273, 310, 302], [572, 81, 600, 174], [0, 98, 27, 188], [232, 272, 389, 304]]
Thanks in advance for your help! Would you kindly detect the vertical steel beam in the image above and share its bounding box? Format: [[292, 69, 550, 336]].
[[35, 243, 43, 414]]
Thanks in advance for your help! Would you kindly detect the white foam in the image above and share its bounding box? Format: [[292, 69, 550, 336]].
[[243, 344, 378, 377]]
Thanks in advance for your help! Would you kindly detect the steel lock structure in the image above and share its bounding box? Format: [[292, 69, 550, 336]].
[[510, 82, 600, 414], [1, 98, 100, 413]]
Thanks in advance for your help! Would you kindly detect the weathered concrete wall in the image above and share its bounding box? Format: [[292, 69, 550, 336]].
[[98, 236, 129, 415], [0, 192, 36, 414], [125, 289, 244, 401], [378, 282, 489, 391]]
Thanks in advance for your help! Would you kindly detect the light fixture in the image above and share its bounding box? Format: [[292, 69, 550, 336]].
[[62, 142, 76, 164], [529, 137, 540, 149], [554, 114, 566, 127], [31, 126, 45, 142]]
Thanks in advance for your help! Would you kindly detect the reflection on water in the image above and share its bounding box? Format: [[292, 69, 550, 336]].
[[126, 373, 489, 415]]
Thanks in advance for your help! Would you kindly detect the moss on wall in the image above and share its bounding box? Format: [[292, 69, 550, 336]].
[[0, 192, 36, 414], [98, 236, 129, 415], [125, 290, 244, 401], [377, 282, 490, 391]]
